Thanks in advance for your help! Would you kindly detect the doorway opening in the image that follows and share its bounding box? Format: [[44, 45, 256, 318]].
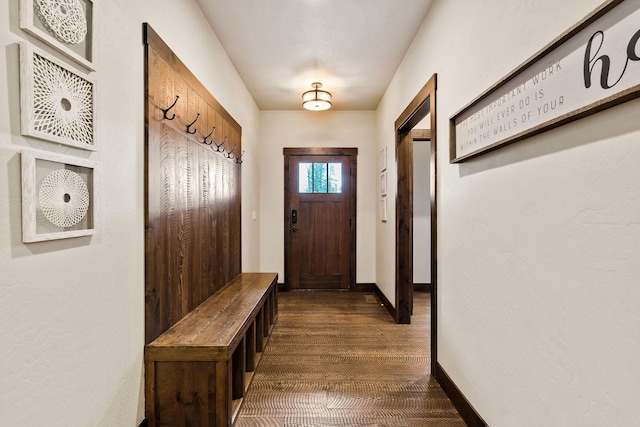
[[395, 74, 437, 373], [283, 148, 357, 291]]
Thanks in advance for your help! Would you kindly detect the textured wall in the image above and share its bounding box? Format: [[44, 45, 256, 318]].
[[377, 0, 640, 425], [0, 0, 260, 425]]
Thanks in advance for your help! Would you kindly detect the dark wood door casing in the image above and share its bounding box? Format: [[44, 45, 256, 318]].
[[396, 131, 414, 323], [284, 148, 357, 291], [394, 74, 437, 375]]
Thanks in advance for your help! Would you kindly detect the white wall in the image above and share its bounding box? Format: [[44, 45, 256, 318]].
[[0, 0, 260, 425], [258, 111, 376, 284], [377, 0, 640, 425]]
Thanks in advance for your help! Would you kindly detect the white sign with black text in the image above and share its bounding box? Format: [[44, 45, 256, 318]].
[[451, 0, 640, 162]]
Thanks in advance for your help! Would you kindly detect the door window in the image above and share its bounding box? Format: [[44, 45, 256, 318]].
[[298, 162, 342, 193]]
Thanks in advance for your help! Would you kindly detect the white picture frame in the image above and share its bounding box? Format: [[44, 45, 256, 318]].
[[379, 146, 387, 171], [380, 171, 387, 196], [20, 0, 95, 71], [21, 150, 97, 242], [20, 42, 96, 151]]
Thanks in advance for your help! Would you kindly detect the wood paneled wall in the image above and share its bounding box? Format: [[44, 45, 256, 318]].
[[143, 24, 242, 344]]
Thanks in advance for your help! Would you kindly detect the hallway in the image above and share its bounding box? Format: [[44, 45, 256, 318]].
[[235, 291, 464, 426]]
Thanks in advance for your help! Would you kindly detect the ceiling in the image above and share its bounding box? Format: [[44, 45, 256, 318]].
[[195, 0, 434, 111]]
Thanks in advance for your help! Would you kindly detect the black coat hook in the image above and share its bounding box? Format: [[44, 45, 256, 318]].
[[162, 95, 179, 120], [186, 113, 200, 135], [235, 151, 245, 164], [215, 136, 227, 152], [202, 126, 216, 145], [225, 143, 238, 159]]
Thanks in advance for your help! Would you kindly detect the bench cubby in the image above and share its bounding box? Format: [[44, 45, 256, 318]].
[[145, 272, 278, 426]]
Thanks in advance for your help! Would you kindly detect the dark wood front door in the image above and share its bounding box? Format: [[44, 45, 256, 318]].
[[284, 148, 357, 290]]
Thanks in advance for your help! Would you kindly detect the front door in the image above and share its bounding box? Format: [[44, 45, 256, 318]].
[[284, 148, 357, 290]]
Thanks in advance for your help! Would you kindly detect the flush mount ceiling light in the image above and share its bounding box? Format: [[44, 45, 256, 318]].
[[302, 82, 332, 111]]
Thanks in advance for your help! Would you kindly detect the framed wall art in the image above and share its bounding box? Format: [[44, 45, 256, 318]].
[[20, 42, 96, 151], [21, 150, 97, 242], [20, 0, 94, 70], [379, 146, 387, 171], [450, 0, 640, 163], [380, 170, 387, 196], [380, 198, 387, 223]]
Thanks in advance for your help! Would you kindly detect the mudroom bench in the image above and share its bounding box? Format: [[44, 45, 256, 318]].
[[144, 272, 278, 427]]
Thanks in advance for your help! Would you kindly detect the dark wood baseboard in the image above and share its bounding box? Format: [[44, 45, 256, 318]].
[[278, 283, 377, 292], [435, 362, 487, 427], [414, 282, 432, 292], [353, 282, 376, 292], [138, 419, 148, 427], [373, 285, 396, 319]]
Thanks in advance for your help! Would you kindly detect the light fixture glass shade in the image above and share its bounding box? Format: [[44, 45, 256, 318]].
[[302, 82, 332, 111]]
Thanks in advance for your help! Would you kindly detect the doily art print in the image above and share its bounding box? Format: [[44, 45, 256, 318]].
[[38, 168, 89, 227], [20, 0, 94, 71], [20, 43, 96, 150], [34, 0, 87, 44], [21, 151, 96, 242]]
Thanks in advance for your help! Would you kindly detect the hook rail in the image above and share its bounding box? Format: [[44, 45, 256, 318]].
[[160, 94, 242, 164]]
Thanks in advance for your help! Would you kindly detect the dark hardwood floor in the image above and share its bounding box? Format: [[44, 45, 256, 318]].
[[235, 291, 465, 426]]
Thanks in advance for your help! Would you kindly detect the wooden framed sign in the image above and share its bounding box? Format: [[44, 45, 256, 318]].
[[450, 0, 640, 163]]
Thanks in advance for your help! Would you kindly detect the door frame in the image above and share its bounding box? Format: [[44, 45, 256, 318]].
[[394, 74, 437, 373], [283, 147, 358, 291]]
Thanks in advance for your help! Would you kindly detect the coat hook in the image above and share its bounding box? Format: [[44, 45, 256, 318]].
[[162, 95, 179, 120], [202, 126, 216, 145], [235, 151, 245, 164], [215, 136, 227, 152], [225, 143, 238, 159], [186, 113, 200, 135]]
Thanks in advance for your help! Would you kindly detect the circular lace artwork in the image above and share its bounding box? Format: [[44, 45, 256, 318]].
[[34, 0, 87, 44], [32, 52, 94, 146], [39, 169, 90, 228]]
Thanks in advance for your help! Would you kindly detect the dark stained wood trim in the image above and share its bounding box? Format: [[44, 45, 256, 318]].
[[353, 283, 376, 292], [411, 129, 431, 140], [374, 284, 395, 319], [283, 148, 358, 291], [429, 133, 438, 375], [394, 74, 438, 374], [138, 419, 148, 427], [395, 130, 413, 324], [283, 152, 292, 292], [435, 362, 488, 427], [395, 76, 437, 131], [283, 147, 359, 156], [414, 283, 431, 293]]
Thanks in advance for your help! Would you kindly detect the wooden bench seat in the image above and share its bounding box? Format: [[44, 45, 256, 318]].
[[145, 272, 278, 427]]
